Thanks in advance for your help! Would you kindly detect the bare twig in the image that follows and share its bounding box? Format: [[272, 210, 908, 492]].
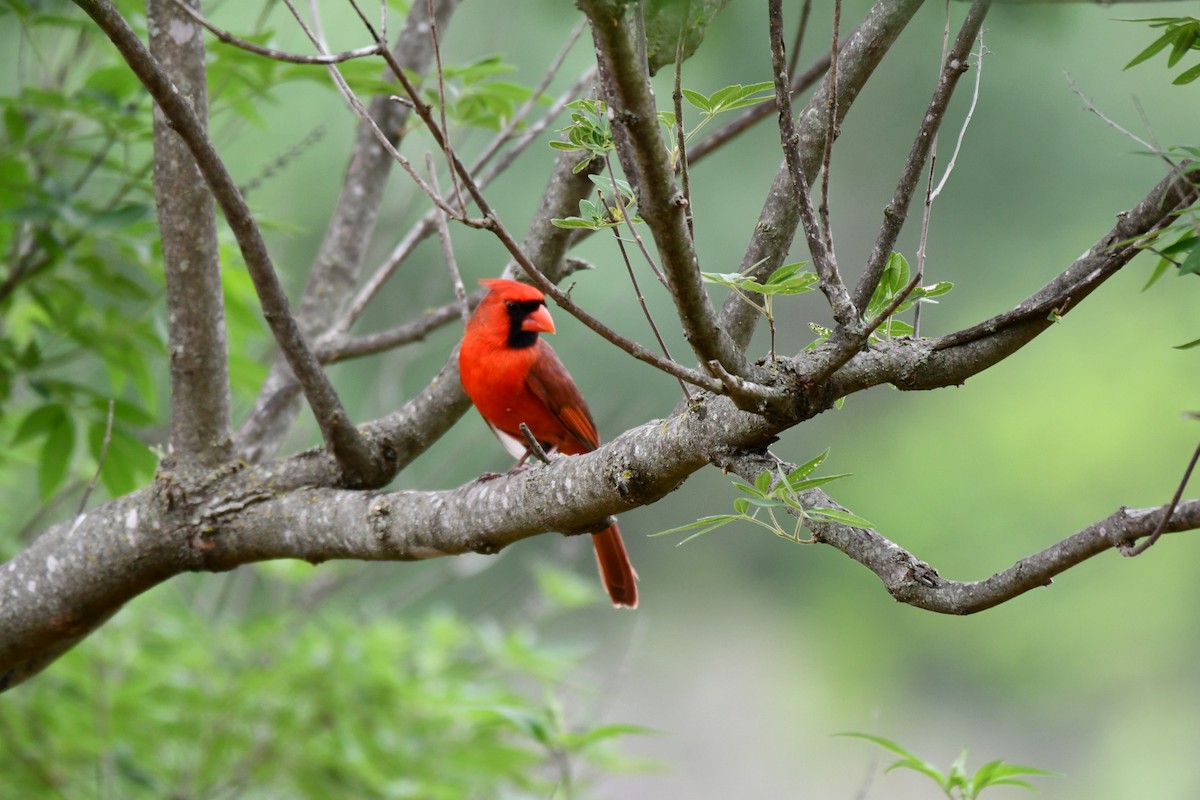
[[278, 0, 463, 221], [817, 0, 840, 256], [767, 0, 855, 329], [75, 400, 115, 519], [603, 197, 690, 399], [1121, 438, 1200, 557], [786, 0, 813, 79], [1065, 71, 1158, 154], [423, 0, 465, 212], [170, 0, 384, 64], [518, 423, 552, 466], [427, 154, 470, 323], [672, 0, 695, 238], [317, 297, 473, 364], [338, 64, 595, 333], [850, 0, 989, 315], [930, 24, 984, 202]]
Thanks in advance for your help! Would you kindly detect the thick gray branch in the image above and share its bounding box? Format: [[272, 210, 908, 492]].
[[74, 0, 386, 485], [579, 0, 747, 379], [716, 451, 1200, 615], [149, 0, 233, 467]]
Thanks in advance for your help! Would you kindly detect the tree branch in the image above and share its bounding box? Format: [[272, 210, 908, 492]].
[[73, 0, 387, 486], [850, 0, 989, 314], [578, 0, 748, 380], [719, 0, 927, 351], [235, 0, 462, 464], [148, 0, 233, 468], [768, 0, 856, 330]]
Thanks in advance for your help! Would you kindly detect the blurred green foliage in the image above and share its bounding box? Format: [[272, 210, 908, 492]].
[[0, 568, 647, 798]]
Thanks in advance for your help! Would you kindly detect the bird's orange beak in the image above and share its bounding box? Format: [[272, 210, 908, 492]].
[[522, 303, 556, 334]]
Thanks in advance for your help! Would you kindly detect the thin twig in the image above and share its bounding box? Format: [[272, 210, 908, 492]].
[[278, 0, 463, 221], [767, 0, 855, 329], [817, 0, 840, 256], [603, 196, 690, 399], [427, 153, 470, 323], [786, 0, 813, 80], [931, 24, 984, 201], [1064, 71, 1158, 154], [338, 64, 595, 333], [424, 0, 465, 212], [318, 298, 471, 363], [604, 155, 668, 288], [672, 0, 695, 239], [75, 399, 115, 518], [913, 149, 936, 338], [850, 0, 989, 315], [518, 423, 552, 465], [914, 1, 952, 338], [1120, 438, 1200, 557], [170, 0, 383, 64]]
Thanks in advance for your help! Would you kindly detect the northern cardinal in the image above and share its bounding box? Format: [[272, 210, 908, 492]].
[[459, 278, 638, 609]]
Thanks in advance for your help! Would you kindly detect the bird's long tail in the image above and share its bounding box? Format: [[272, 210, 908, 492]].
[[592, 523, 638, 609]]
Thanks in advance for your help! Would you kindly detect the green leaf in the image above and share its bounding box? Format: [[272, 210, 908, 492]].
[[651, 514, 739, 538], [13, 402, 68, 445], [1180, 240, 1200, 276], [754, 469, 772, 494], [3, 105, 26, 143], [1174, 60, 1200, 84], [1173, 337, 1200, 350], [680, 88, 711, 111], [1125, 25, 1179, 69], [550, 217, 600, 230], [784, 448, 829, 484], [38, 411, 75, 499], [807, 507, 874, 529], [733, 496, 750, 515], [1167, 26, 1196, 68], [838, 733, 947, 787]]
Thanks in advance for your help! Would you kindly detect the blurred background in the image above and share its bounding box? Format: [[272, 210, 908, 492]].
[[2, 1, 1198, 797]]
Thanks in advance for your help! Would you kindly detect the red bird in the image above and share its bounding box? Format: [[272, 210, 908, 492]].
[[459, 278, 638, 609]]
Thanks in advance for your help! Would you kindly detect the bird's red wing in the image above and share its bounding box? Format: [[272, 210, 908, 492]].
[[524, 343, 600, 454]]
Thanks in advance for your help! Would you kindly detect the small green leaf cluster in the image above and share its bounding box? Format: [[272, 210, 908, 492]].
[[863, 251, 954, 339], [660, 81, 774, 166], [703, 261, 819, 362], [551, 174, 642, 231], [653, 448, 871, 545], [421, 55, 538, 131], [550, 99, 616, 174], [1124, 17, 1200, 85], [701, 260, 819, 298], [840, 733, 1054, 800], [1137, 153, 1200, 350]]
